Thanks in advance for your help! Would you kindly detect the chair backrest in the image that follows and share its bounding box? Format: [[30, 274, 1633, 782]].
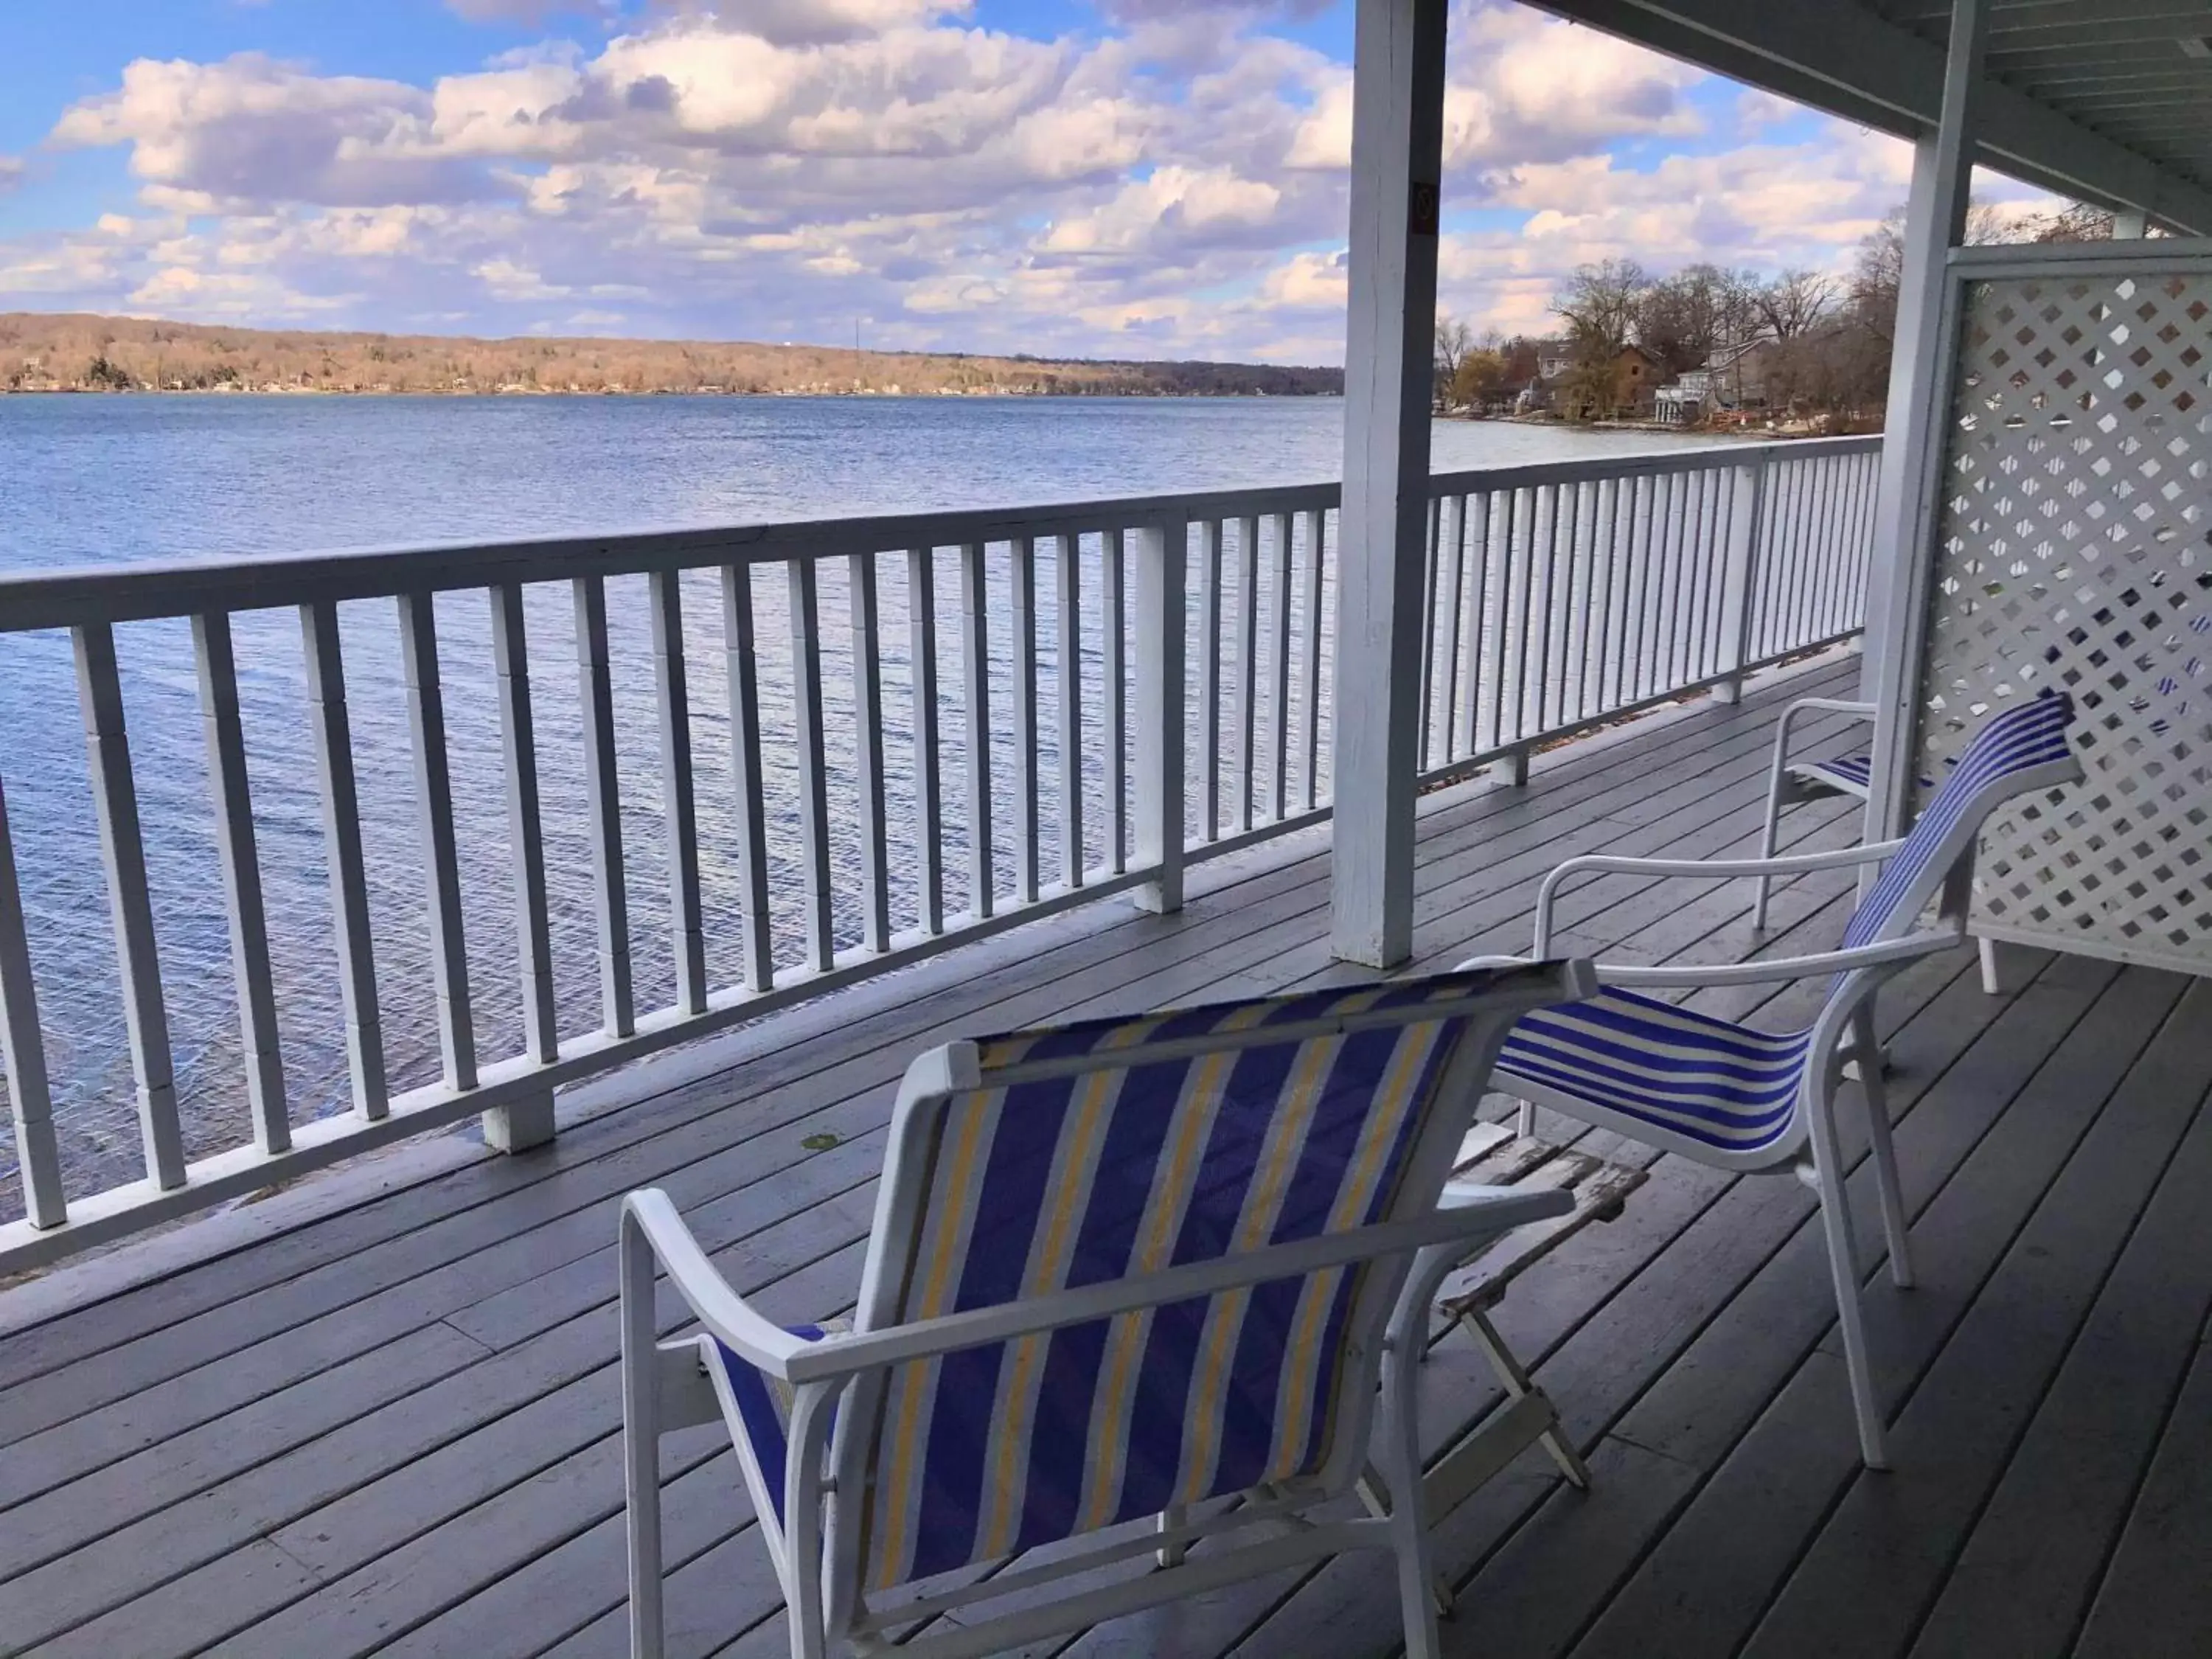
[[1837, 692, 2081, 959], [827, 961, 1584, 1609]]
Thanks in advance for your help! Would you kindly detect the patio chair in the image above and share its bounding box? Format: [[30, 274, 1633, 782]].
[[619, 959, 1596, 1659], [1462, 692, 2081, 1470]]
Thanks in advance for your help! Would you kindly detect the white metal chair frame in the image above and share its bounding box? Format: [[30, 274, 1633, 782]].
[[1750, 695, 1879, 933], [619, 962, 1593, 1659], [1467, 723, 2082, 1469]]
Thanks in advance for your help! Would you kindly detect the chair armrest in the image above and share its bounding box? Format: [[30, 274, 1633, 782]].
[[1459, 928, 1961, 990], [1531, 841, 1905, 952], [1592, 928, 1960, 987], [622, 1188, 813, 1380], [776, 1195, 1574, 1385]]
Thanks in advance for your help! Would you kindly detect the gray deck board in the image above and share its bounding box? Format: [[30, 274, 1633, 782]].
[[5, 653, 2205, 1659]]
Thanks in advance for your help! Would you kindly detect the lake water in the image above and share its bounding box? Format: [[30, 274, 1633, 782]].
[[0, 395, 1711, 1208]]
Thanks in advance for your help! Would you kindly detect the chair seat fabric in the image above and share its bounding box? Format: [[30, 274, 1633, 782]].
[[1494, 989, 1812, 1154], [1791, 751, 1872, 795], [712, 1324, 842, 1524]]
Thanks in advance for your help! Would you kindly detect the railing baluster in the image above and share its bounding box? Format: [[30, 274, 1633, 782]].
[[849, 553, 891, 953], [1456, 493, 1484, 757], [1418, 495, 1440, 771], [1231, 514, 1257, 833], [721, 566, 776, 985], [300, 602, 387, 1119], [788, 559, 836, 970], [1633, 475, 1660, 700], [960, 542, 994, 919], [1301, 509, 1326, 809], [488, 584, 557, 1065], [1436, 495, 1464, 763], [908, 549, 945, 933], [1011, 536, 1040, 905], [1056, 535, 1084, 885], [572, 576, 633, 1036], [396, 594, 476, 1091], [1270, 512, 1293, 815], [1130, 515, 1186, 914], [1486, 488, 1514, 752], [1686, 467, 1712, 678], [650, 571, 708, 1012], [1103, 527, 1127, 871], [0, 779, 64, 1228], [192, 611, 287, 1153], [1198, 521, 1223, 838], [1815, 453, 1845, 635], [1543, 481, 1573, 732], [1592, 476, 1620, 710], [1512, 486, 1543, 746], [73, 623, 184, 1188]]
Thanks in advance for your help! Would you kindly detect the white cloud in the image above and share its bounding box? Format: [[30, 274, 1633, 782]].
[[8, 0, 1941, 360]]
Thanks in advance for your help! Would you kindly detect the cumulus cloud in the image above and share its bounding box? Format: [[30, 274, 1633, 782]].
[[7, 0, 1931, 361]]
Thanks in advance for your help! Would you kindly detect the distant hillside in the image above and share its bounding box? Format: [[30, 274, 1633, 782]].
[[0, 313, 1342, 399]]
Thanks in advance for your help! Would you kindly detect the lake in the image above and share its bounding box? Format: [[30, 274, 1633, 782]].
[[0, 394, 1714, 1206]]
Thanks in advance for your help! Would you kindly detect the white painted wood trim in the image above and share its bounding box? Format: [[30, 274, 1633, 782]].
[[72, 622, 185, 1189], [573, 574, 636, 1034], [191, 611, 288, 1155], [397, 591, 478, 1092], [650, 570, 708, 1014], [299, 600, 389, 1119]]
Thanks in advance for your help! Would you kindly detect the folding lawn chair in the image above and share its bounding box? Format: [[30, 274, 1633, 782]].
[[1464, 693, 2081, 1470], [620, 958, 1594, 1659]]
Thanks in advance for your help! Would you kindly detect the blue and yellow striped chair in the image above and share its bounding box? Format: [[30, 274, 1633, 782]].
[[1466, 692, 2081, 1471], [619, 959, 1593, 1659]]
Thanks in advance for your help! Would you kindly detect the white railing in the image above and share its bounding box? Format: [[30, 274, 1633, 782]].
[[0, 434, 1877, 1267]]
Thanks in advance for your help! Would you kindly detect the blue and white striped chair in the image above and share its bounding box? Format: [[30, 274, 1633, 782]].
[[619, 960, 1594, 1659], [1465, 694, 2081, 1470]]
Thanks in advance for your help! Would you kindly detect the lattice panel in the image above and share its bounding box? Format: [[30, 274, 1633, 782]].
[[1916, 264, 2212, 975]]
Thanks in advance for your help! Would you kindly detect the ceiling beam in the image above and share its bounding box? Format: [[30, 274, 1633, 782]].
[[1527, 0, 2212, 231]]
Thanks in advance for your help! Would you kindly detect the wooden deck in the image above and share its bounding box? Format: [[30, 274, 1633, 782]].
[[3, 650, 2208, 1659]]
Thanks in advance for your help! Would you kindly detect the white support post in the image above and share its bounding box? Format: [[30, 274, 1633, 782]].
[[1859, 0, 1989, 844], [1329, 0, 1448, 969], [1132, 515, 1187, 915], [2112, 208, 2149, 239]]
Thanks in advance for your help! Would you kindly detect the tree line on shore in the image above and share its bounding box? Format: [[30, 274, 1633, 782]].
[[1436, 199, 2121, 428], [1, 313, 1345, 398]]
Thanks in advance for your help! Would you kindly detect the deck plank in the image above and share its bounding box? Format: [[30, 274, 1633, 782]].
[[1907, 1041, 2212, 1658]]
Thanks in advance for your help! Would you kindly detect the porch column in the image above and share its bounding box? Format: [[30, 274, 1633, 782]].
[[1329, 0, 1448, 968], [1858, 0, 1989, 841]]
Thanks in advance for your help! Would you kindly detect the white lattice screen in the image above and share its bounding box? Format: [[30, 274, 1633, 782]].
[[1914, 259, 2212, 975]]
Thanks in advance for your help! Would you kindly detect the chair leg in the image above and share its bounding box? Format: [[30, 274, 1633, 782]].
[[1853, 1005, 1914, 1290], [619, 1214, 666, 1659], [1380, 1338, 1444, 1659], [1751, 756, 1788, 936], [1807, 1089, 1889, 1470]]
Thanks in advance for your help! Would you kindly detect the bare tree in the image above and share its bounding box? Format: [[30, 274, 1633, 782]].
[[1552, 259, 1649, 359], [1753, 269, 1838, 341], [1433, 314, 1473, 408]]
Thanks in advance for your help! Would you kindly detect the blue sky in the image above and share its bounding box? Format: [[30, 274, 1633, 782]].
[[0, 0, 2033, 361]]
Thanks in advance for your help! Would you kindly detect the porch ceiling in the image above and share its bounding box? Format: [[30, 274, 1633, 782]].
[[1526, 0, 2212, 234]]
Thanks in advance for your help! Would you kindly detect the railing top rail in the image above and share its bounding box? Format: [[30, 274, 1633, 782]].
[[0, 433, 1878, 633]]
